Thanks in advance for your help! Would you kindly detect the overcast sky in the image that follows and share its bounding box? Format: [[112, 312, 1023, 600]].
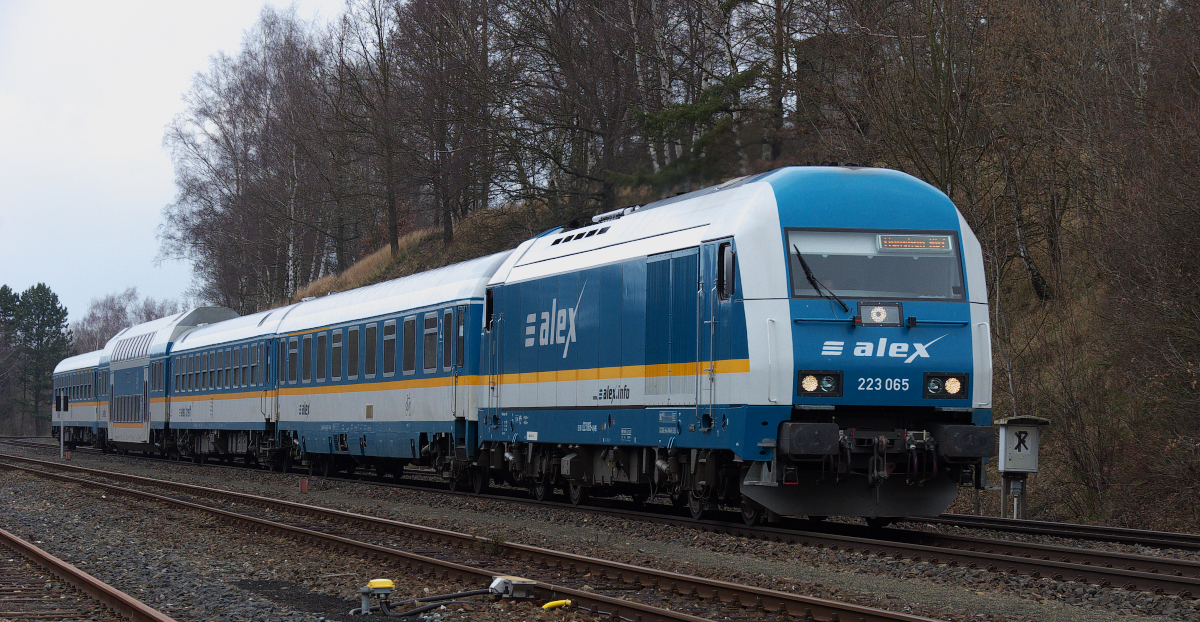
[[0, 0, 346, 325]]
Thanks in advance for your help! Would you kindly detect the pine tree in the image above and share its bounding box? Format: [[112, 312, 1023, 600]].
[[0, 285, 19, 425], [14, 284, 72, 420]]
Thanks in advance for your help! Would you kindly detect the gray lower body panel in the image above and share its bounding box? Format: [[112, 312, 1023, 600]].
[[741, 474, 960, 518]]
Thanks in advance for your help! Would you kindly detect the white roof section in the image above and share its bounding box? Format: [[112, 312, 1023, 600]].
[[106, 307, 239, 364], [270, 251, 513, 336], [54, 349, 105, 374], [492, 179, 779, 287], [173, 305, 297, 353]]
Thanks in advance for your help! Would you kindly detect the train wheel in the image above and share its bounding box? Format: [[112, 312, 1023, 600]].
[[530, 478, 550, 502], [740, 500, 763, 526], [568, 483, 587, 506], [688, 491, 707, 520], [471, 467, 489, 495]]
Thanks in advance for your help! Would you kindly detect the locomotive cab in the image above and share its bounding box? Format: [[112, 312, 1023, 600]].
[[739, 169, 995, 521]]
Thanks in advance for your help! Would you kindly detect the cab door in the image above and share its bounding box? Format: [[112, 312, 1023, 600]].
[[699, 240, 736, 429]]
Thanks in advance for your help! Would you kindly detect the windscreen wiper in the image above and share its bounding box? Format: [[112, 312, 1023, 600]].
[[793, 244, 849, 312]]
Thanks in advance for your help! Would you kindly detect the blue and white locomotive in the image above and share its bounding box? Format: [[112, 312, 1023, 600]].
[[51, 166, 994, 522]]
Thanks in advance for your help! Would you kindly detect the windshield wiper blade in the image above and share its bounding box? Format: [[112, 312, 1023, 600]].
[[793, 244, 849, 312]]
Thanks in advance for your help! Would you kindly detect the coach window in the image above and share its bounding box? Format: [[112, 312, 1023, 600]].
[[383, 321, 396, 376], [223, 349, 231, 388], [250, 344, 259, 386], [331, 330, 343, 381], [456, 306, 466, 369], [442, 310, 453, 371], [316, 333, 327, 382], [173, 359, 178, 392], [288, 338, 299, 384], [301, 336, 312, 383], [347, 327, 360, 379], [402, 318, 416, 374], [241, 345, 250, 386], [216, 350, 224, 388], [365, 324, 378, 378], [279, 342, 287, 383], [423, 314, 438, 373], [233, 346, 242, 387]]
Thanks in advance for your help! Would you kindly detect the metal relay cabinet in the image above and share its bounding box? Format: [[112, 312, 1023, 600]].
[[994, 415, 1050, 519]]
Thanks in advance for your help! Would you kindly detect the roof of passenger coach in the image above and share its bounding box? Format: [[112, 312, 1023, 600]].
[[53, 349, 105, 374], [105, 306, 240, 363], [172, 305, 296, 353], [272, 250, 514, 335]]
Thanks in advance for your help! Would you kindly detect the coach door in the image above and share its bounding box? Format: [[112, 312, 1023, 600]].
[[485, 287, 503, 418]]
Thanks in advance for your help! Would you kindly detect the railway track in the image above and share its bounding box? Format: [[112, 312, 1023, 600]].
[[6, 439, 1199, 598], [0, 524, 175, 622], [915, 514, 1200, 552], [0, 453, 950, 622]]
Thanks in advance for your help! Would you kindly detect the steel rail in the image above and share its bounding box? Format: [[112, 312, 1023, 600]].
[[919, 514, 1200, 552], [0, 526, 176, 622], [0, 455, 942, 622]]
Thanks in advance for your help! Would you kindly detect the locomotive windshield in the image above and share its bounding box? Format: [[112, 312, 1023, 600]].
[[787, 229, 965, 301]]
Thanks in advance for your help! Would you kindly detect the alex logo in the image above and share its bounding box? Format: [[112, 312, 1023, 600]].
[[820, 335, 946, 364], [524, 281, 586, 358]]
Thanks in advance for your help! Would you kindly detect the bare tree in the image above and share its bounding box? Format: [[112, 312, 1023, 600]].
[[71, 288, 181, 353]]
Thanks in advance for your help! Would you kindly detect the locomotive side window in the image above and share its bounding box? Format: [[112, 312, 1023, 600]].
[[423, 314, 438, 373], [485, 289, 494, 331], [383, 321, 396, 376], [443, 310, 452, 371], [347, 328, 360, 379], [365, 324, 378, 378], [331, 330, 343, 380], [403, 318, 416, 373], [316, 333, 327, 382], [718, 242, 735, 300]]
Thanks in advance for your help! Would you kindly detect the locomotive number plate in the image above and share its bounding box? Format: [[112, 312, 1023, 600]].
[[857, 377, 910, 391]]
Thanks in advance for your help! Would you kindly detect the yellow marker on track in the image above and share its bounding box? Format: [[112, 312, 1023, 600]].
[[542, 599, 571, 610]]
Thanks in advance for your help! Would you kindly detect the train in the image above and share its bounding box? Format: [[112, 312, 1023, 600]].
[[51, 166, 995, 524]]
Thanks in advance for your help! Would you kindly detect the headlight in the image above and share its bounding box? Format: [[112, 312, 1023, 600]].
[[923, 373, 968, 399], [798, 371, 842, 397]]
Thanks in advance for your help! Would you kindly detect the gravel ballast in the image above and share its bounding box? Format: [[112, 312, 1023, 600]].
[[0, 445, 1194, 622]]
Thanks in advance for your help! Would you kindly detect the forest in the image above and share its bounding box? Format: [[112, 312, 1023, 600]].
[[120, 0, 1200, 530]]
